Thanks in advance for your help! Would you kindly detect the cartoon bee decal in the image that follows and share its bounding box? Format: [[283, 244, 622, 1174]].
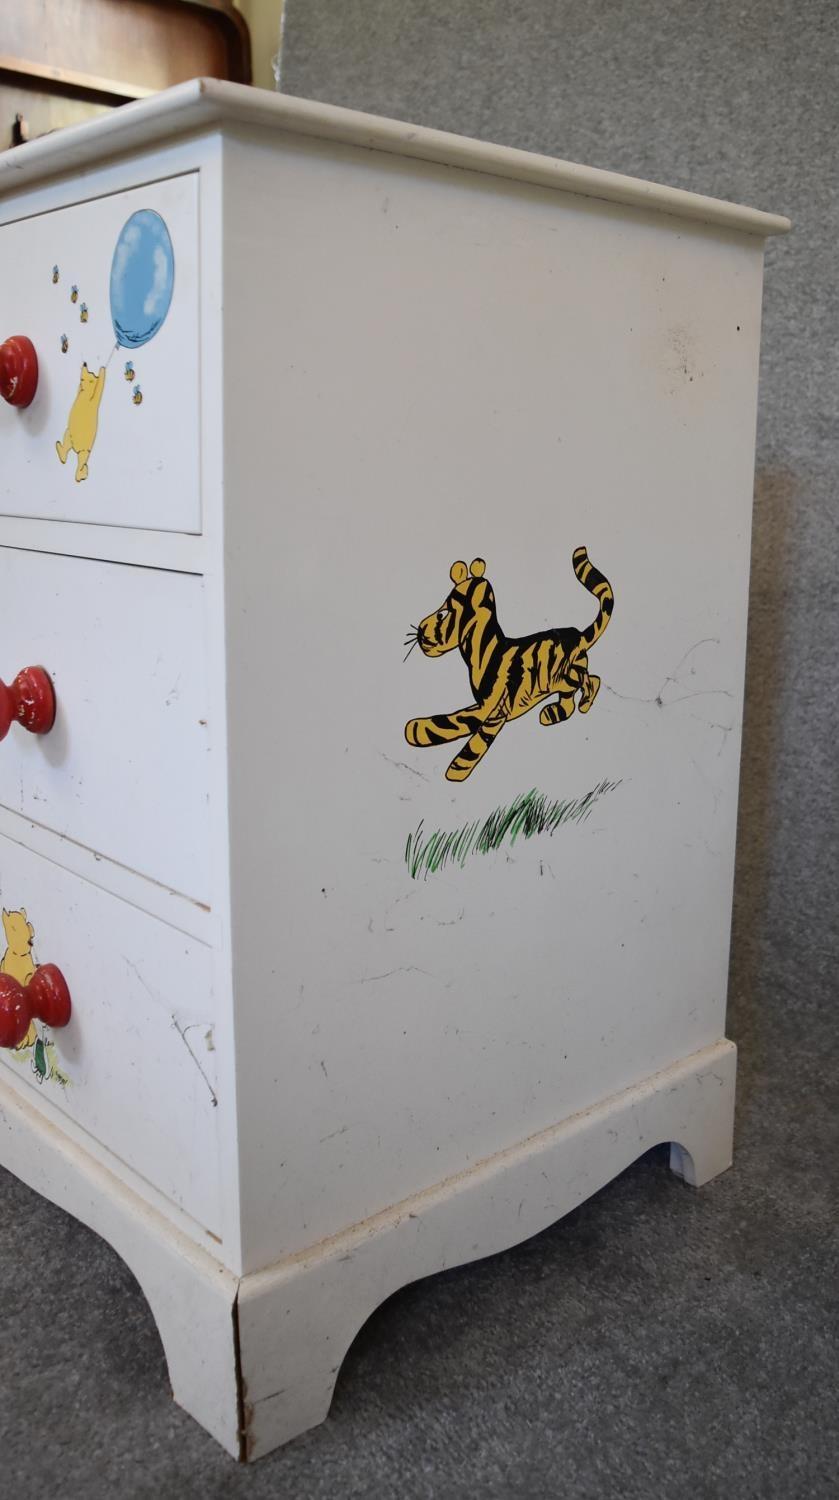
[[60, 334, 69, 353], [70, 285, 78, 304], [132, 384, 143, 406], [52, 265, 60, 284], [79, 303, 88, 323], [124, 361, 135, 382]]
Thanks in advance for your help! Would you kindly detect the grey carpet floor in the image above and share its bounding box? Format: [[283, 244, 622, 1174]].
[[2, 0, 838, 1493]]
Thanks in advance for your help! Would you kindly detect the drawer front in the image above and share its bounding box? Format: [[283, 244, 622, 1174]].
[[0, 548, 210, 903], [0, 835, 220, 1232], [0, 173, 200, 533]]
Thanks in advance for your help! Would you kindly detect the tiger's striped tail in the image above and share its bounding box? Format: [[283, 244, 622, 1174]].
[[572, 546, 614, 648]]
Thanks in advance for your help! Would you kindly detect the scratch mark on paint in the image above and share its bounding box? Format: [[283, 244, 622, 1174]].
[[379, 751, 429, 782], [123, 955, 158, 1003], [351, 965, 435, 984], [605, 638, 730, 713], [182, 1020, 216, 1054], [171, 1016, 218, 1107]]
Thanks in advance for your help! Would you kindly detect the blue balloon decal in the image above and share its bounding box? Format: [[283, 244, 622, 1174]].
[[110, 210, 174, 350]]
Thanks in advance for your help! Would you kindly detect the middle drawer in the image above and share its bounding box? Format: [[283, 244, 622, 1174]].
[[0, 547, 210, 903]]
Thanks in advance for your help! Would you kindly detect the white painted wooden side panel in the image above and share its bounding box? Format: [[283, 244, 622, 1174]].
[[221, 134, 763, 1271], [0, 548, 211, 902], [0, 834, 221, 1231], [0, 173, 200, 533]]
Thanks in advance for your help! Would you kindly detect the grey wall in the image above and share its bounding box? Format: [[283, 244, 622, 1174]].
[[279, 0, 838, 1045]]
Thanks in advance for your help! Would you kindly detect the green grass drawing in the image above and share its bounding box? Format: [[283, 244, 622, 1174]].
[[405, 778, 622, 880], [7, 1034, 69, 1089]]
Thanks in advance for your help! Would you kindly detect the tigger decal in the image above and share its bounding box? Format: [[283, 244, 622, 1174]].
[[404, 548, 613, 782]]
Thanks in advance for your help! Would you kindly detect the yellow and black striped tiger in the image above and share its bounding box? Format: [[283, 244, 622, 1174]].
[[404, 548, 613, 781]]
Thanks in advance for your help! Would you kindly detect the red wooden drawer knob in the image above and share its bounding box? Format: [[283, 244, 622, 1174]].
[[0, 666, 56, 739], [0, 964, 72, 1049], [0, 335, 38, 408]]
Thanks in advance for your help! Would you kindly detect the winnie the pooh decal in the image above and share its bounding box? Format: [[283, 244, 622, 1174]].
[[54, 207, 174, 483], [56, 362, 106, 482], [0, 907, 36, 1047], [0, 908, 69, 1086]]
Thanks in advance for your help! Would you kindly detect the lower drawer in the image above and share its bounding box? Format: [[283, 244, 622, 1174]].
[[0, 833, 220, 1233]]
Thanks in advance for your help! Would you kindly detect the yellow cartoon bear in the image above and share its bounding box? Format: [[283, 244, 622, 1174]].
[[56, 362, 106, 482], [1, 908, 36, 1049]]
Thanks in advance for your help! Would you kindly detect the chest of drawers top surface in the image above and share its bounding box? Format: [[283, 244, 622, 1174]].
[[0, 76, 789, 235]]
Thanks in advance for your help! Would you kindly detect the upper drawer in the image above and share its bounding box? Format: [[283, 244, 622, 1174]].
[[0, 173, 200, 533], [0, 547, 210, 904]]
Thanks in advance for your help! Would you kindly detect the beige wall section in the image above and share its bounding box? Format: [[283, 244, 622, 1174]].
[[234, 0, 284, 90]]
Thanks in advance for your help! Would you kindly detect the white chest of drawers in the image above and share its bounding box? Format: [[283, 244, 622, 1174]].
[[0, 80, 787, 1461]]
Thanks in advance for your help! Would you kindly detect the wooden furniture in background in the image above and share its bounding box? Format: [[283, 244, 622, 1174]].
[[1, 0, 250, 148]]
